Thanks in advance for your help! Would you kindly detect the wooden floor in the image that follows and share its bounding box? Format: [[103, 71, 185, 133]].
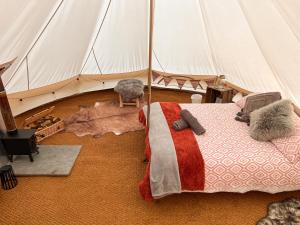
[[1, 89, 299, 225]]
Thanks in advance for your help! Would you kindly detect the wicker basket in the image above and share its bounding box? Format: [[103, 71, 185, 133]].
[[23, 106, 64, 143]]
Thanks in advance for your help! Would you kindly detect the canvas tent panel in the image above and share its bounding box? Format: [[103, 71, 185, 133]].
[[152, 0, 216, 75], [80, 0, 110, 75], [81, 52, 102, 75], [0, 0, 300, 115], [240, 0, 300, 106], [198, 0, 284, 95], [0, 0, 60, 88], [90, 0, 149, 74], [275, 0, 300, 40], [5, 60, 28, 93], [25, 0, 107, 90]]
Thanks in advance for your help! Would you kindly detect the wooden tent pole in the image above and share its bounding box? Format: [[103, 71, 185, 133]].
[[147, 0, 154, 127], [0, 58, 17, 134]]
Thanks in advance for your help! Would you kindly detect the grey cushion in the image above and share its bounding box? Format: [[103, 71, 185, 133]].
[[244, 92, 282, 115], [180, 110, 206, 135], [249, 99, 294, 141], [173, 119, 189, 131], [235, 92, 281, 124], [114, 79, 144, 102]]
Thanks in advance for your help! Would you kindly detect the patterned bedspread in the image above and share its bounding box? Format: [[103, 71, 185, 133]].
[[139, 102, 300, 200], [182, 103, 300, 193]]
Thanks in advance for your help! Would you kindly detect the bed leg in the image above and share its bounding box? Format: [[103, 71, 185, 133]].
[[153, 199, 160, 204], [119, 94, 124, 107]]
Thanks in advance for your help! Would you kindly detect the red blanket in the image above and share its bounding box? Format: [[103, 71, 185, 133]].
[[139, 102, 205, 201]]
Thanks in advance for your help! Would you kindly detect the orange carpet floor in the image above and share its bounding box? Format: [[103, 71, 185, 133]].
[[0, 89, 299, 225]]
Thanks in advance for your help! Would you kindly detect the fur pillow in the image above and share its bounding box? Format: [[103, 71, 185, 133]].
[[249, 99, 294, 141]]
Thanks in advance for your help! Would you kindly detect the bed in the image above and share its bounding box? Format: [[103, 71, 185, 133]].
[[139, 102, 300, 201]]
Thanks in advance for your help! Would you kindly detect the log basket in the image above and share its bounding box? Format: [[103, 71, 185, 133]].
[[23, 106, 64, 143]]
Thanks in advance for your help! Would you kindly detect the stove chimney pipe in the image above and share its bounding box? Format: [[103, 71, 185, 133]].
[[0, 59, 18, 134]]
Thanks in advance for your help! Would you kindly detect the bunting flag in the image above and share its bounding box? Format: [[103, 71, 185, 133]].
[[152, 71, 160, 82], [190, 80, 199, 90], [152, 72, 216, 90], [206, 80, 215, 86], [176, 79, 186, 89], [163, 77, 172, 86], [199, 80, 208, 90]]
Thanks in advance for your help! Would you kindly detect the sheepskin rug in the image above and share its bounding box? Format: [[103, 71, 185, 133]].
[[257, 198, 300, 225], [64, 101, 144, 137]]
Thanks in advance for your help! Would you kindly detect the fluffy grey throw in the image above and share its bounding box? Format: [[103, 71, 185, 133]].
[[250, 99, 294, 141], [257, 198, 300, 225], [114, 79, 144, 102], [173, 119, 189, 130], [180, 109, 206, 135]]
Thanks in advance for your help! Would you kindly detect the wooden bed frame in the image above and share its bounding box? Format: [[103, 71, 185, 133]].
[[226, 81, 300, 117]]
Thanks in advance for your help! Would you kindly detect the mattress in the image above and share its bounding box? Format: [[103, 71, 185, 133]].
[[180, 103, 300, 193], [140, 102, 300, 200]]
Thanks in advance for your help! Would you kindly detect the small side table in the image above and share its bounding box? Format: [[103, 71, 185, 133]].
[[204, 85, 233, 103]]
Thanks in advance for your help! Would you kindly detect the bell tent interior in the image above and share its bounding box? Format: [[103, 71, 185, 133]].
[[1, 0, 300, 225]]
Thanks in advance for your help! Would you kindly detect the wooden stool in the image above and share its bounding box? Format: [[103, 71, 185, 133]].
[[114, 79, 144, 108], [119, 94, 140, 108]]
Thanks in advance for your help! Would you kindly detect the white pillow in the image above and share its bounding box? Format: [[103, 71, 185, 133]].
[[232, 92, 243, 103]]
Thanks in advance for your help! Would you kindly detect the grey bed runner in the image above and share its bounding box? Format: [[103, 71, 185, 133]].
[[143, 102, 181, 198]]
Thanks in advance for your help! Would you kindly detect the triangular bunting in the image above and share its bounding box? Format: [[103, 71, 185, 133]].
[[176, 79, 186, 89], [163, 77, 172, 86], [199, 81, 207, 90], [206, 80, 215, 87], [190, 80, 199, 90], [152, 71, 160, 82]]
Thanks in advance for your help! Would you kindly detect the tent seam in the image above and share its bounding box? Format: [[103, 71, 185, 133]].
[[5, 0, 65, 88], [80, 0, 112, 74], [92, 48, 103, 75], [26, 56, 30, 90], [153, 50, 166, 73]]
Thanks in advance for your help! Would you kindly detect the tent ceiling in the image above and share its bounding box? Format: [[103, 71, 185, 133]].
[[0, 0, 300, 107]]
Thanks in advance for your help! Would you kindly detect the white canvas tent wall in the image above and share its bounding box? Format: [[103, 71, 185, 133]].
[[0, 0, 300, 116]]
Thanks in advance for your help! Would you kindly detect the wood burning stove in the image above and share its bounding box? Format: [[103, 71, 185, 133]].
[[1, 129, 39, 162], [0, 59, 38, 162]]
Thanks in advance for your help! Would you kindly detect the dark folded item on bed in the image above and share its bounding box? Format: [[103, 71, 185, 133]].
[[180, 109, 206, 135], [235, 92, 281, 124], [235, 113, 250, 126], [173, 119, 189, 130]]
